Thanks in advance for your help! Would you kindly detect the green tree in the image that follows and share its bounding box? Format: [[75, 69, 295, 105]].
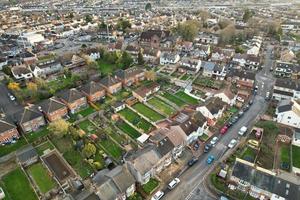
[[98, 21, 107, 29], [137, 51, 145, 65], [85, 14, 93, 23], [2, 66, 12, 76], [145, 3, 152, 11], [68, 12, 74, 19], [175, 20, 200, 41], [243, 9, 253, 23], [120, 51, 133, 68], [48, 119, 70, 137], [116, 18, 131, 31], [82, 143, 97, 158]]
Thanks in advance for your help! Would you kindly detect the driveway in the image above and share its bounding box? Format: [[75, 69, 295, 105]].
[[0, 83, 24, 119]]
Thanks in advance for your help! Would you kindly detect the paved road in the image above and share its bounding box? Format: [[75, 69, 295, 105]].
[[163, 44, 275, 200], [0, 84, 23, 119]]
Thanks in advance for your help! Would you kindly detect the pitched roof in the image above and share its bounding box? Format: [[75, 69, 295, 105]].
[[114, 67, 144, 80], [140, 30, 170, 40], [35, 97, 66, 114], [0, 120, 16, 133], [16, 107, 44, 124], [81, 81, 105, 95], [205, 97, 226, 115], [100, 75, 121, 87], [57, 88, 84, 103]]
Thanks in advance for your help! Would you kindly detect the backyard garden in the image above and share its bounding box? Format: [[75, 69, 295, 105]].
[[132, 103, 165, 122], [160, 92, 186, 107], [147, 97, 176, 116]]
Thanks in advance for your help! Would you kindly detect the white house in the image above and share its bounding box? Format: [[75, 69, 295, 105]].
[[160, 52, 180, 65], [276, 99, 300, 128], [214, 91, 237, 106], [178, 57, 201, 74], [292, 128, 300, 147]]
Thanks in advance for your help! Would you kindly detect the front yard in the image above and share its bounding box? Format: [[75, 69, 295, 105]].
[[148, 97, 176, 116], [119, 108, 154, 133], [1, 168, 38, 200], [292, 145, 300, 168], [175, 91, 199, 105], [141, 178, 159, 195], [27, 163, 56, 194], [132, 103, 165, 122]]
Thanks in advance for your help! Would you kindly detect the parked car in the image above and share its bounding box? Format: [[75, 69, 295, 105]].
[[8, 93, 15, 101], [238, 126, 248, 136], [230, 116, 239, 124], [238, 111, 244, 117], [220, 125, 229, 135], [193, 141, 200, 151], [204, 144, 212, 153], [188, 157, 198, 166], [248, 99, 254, 105], [207, 155, 215, 164], [265, 92, 271, 101], [210, 136, 218, 146], [228, 139, 237, 148], [243, 105, 250, 112], [168, 178, 180, 190], [151, 191, 164, 200]]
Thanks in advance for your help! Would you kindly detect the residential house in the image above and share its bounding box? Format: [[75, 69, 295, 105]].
[[292, 128, 300, 147], [125, 144, 171, 185], [63, 54, 86, 71], [229, 70, 256, 90], [232, 54, 247, 67], [178, 57, 201, 74], [35, 97, 68, 122], [140, 30, 170, 49], [58, 88, 87, 114], [112, 101, 125, 113], [214, 90, 237, 106], [81, 81, 106, 103], [196, 97, 227, 126], [211, 48, 234, 63], [0, 119, 19, 144], [142, 48, 161, 64], [193, 44, 211, 59], [15, 107, 46, 133], [30, 60, 63, 78], [196, 32, 219, 45], [202, 61, 226, 80], [280, 49, 296, 63], [170, 110, 208, 144], [132, 83, 160, 102], [160, 52, 180, 65], [11, 64, 34, 80], [272, 79, 300, 101], [115, 67, 145, 87], [245, 55, 260, 70], [230, 160, 300, 200], [276, 99, 300, 128], [0, 56, 7, 70], [100, 75, 123, 94], [125, 45, 139, 60], [20, 51, 37, 65], [92, 165, 136, 200]]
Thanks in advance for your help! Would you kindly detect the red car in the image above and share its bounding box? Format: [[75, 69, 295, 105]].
[[220, 125, 229, 135]]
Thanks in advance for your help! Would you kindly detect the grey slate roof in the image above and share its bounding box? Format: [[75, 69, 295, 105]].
[[35, 97, 66, 114], [16, 107, 44, 124], [114, 67, 143, 80], [16, 145, 38, 163], [0, 120, 16, 133], [81, 81, 105, 95], [100, 75, 121, 87], [58, 88, 84, 103]]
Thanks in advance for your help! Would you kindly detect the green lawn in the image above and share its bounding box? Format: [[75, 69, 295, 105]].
[[48, 75, 79, 93], [0, 137, 28, 157], [175, 91, 199, 105], [180, 74, 190, 80], [27, 163, 56, 194], [99, 137, 123, 160], [116, 121, 142, 139], [26, 127, 49, 143], [161, 92, 186, 107], [63, 149, 94, 179], [142, 178, 159, 195], [78, 120, 97, 134], [2, 168, 38, 200], [199, 134, 209, 142], [119, 108, 153, 133], [148, 97, 176, 116], [280, 145, 290, 163], [292, 145, 300, 168], [97, 60, 116, 75], [77, 106, 96, 117], [241, 147, 257, 163], [35, 141, 54, 156], [132, 103, 165, 122]]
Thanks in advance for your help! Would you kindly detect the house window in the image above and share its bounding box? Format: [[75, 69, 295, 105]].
[[287, 116, 291, 119]]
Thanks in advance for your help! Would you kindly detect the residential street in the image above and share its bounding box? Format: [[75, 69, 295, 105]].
[[0, 83, 23, 119], [163, 44, 275, 200]]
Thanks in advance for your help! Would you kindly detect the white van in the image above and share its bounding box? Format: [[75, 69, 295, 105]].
[[151, 191, 164, 200], [168, 178, 180, 190], [238, 126, 248, 136]]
